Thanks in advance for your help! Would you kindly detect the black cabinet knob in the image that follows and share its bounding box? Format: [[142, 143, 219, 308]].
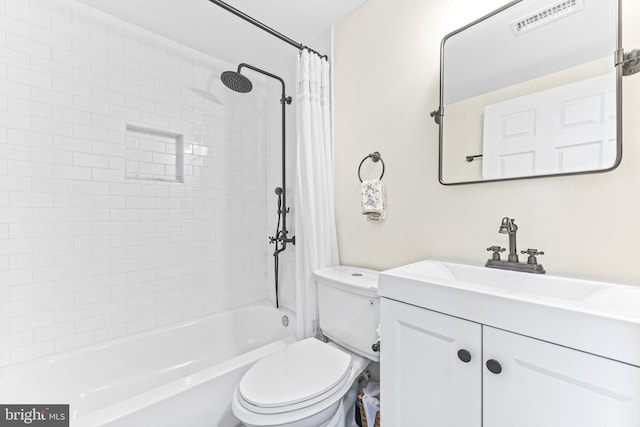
[[457, 349, 472, 363], [486, 359, 502, 374]]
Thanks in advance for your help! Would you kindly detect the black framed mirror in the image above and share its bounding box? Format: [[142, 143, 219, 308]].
[[436, 0, 622, 185]]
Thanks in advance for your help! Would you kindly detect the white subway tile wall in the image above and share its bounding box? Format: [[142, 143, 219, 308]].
[[0, 0, 279, 366]]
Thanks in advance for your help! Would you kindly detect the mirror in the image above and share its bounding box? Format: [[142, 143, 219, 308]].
[[437, 0, 621, 185]]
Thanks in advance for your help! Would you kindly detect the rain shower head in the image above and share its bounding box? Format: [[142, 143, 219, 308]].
[[221, 70, 253, 93]]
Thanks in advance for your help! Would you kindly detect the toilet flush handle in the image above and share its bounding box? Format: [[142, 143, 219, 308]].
[[371, 340, 381, 352]]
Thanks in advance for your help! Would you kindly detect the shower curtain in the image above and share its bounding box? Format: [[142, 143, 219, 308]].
[[294, 50, 340, 338]]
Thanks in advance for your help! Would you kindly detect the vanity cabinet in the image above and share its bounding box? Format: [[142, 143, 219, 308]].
[[381, 298, 640, 427], [380, 298, 481, 426]]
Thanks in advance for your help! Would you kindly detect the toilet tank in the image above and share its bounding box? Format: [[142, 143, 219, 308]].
[[313, 266, 380, 361]]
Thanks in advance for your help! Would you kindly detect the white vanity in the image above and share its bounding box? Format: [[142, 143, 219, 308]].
[[379, 259, 640, 426]]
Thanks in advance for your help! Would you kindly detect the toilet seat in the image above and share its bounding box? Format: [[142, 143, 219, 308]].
[[237, 338, 353, 414]]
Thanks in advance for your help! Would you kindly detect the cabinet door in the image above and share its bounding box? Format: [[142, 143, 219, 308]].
[[381, 298, 481, 426], [483, 326, 640, 427]]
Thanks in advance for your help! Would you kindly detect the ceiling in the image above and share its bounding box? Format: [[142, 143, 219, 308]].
[[74, 0, 366, 68]]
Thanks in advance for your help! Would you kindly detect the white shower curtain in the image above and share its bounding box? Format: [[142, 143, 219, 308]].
[[295, 50, 340, 338]]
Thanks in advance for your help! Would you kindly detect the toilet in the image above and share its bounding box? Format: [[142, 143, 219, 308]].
[[231, 266, 380, 427]]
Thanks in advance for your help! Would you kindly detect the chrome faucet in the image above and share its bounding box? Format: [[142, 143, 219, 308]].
[[498, 217, 519, 262], [486, 217, 545, 274]]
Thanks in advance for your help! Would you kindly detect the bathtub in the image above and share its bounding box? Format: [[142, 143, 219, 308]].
[[0, 302, 296, 427]]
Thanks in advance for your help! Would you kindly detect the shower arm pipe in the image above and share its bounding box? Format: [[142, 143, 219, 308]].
[[207, 0, 327, 59], [237, 63, 295, 250]]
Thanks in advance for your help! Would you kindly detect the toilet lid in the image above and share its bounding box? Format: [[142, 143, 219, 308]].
[[238, 338, 352, 410]]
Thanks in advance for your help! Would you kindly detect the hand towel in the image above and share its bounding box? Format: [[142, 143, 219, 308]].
[[361, 179, 386, 221]]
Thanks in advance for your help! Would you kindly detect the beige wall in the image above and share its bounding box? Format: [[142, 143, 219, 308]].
[[333, 0, 640, 283]]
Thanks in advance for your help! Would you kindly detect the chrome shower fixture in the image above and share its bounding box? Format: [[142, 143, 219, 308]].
[[220, 69, 253, 93], [221, 63, 295, 309]]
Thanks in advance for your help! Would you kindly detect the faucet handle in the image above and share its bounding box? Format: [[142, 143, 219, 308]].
[[521, 249, 544, 265], [487, 246, 506, 261]]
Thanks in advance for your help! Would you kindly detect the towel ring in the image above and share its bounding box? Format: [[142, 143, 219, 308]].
[[358, 151, 385, 182]]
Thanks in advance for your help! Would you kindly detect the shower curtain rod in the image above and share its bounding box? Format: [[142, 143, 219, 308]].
[[207, 0, 328, 60]]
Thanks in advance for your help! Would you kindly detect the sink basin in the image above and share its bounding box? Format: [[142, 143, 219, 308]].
[[379, 259, 640, 367], [399, 259, 612, 302], [585, 287, 640, 316]]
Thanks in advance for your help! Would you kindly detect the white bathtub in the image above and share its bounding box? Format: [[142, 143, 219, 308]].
[[0, 302, 296, 427]]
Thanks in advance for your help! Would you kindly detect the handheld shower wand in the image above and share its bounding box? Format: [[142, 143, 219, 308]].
[[275, 187, 283, 214]]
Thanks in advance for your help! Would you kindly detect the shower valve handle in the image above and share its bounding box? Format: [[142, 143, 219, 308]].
[[278, 208, 290, 215]]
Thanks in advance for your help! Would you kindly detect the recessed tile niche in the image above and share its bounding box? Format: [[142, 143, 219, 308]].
[[125, 124, 184, 183]]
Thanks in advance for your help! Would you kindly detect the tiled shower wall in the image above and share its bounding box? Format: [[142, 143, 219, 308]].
[[0, 0, 279, 366]]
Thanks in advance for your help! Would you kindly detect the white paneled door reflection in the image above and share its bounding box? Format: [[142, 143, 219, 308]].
[[482, 73, 616, 180]]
